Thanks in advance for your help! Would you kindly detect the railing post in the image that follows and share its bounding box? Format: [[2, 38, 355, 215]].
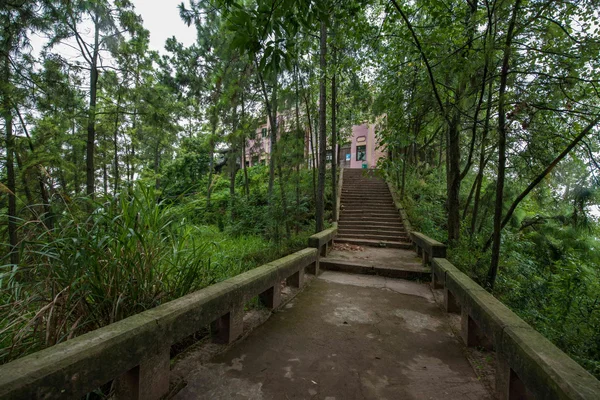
[[211, 302, 244, 344], [444, 288, 461, 314], [286, 268, 305, 288], [422, 250, 430, 267], [307, 259, 319, 275], [496, 356, 533, 400], [461, 309, 493, 349], [321, 242, 328, 257], [432, 271, 443, 289], [259, 285, 281, 309], [114, 346, 170, 400]]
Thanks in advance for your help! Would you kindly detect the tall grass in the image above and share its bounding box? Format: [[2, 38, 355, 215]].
[[0, 183, 310, 364]]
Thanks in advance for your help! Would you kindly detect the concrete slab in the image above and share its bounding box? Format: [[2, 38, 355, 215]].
[[321, 247, 429, 280], [173, 273, 491, 400]]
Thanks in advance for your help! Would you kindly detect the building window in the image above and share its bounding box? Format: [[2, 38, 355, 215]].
[[261, 128, 267, 138], [326, 150, 332, 161], [357, 145, 366, 161], [252, 156, 259, 165]]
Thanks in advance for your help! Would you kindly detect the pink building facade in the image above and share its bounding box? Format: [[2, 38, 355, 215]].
[[338, 122, 386, 169], [244, 115, 385, 169]]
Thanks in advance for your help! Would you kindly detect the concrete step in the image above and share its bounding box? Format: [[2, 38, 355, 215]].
[[339, 220, 403, 226], [341, 202, 395, 208], [342, 184, 387, 188], [338, 226, 406, 234], [342, 196, 394, 205], [339, 232, 407, 241], [339, 232, 410, 241], [342, 189, 390, 194], [340, 214, 401, 219], [340, 211, 399, 217], [338, 222, 404, 229], [341, 209, 398, 215], [320, 260, 430, 281], [334, 237, 412, 249]]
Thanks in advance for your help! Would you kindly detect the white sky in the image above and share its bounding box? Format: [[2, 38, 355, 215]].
[[131, 0, 197, 53]]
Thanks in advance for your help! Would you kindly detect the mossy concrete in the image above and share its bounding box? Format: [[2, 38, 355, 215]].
[[308, 227, 337, 248], [0, 248, 318, 400], [173, 272, 491, 400], [499, 326, 600, 399], [320, 247, 429, 280], [410, 232, 447, 259]]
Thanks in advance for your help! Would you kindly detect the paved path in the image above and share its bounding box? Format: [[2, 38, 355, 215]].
[[174, 271, 491, 400], [321, 247, 429, 280]]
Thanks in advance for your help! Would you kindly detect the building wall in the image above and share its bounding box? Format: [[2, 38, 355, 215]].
[[347, 123, 385, 169], [245, 117, 385, 169]]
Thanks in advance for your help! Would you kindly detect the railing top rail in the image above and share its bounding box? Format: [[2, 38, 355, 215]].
[[410, 231, 445, 247], [308, 225, 338, 248], [0, 246, 319, 399], [430, 252, 600, 399]]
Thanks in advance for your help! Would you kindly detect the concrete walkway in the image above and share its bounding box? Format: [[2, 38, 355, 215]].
[[320, 246, 429, 280], [173, 271, 491, 400]]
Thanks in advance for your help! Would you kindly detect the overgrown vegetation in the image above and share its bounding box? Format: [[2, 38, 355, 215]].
[[390, 165, 600, 378], [0, 166, 323, 364], [2, 0, 600, 382]]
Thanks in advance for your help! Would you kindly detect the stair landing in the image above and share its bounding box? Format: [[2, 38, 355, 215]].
[[320, 245, 429, 280], [172, 272, 491, 399]]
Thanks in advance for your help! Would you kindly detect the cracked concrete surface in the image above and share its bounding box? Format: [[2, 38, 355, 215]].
[[173, 272, 491, 400]]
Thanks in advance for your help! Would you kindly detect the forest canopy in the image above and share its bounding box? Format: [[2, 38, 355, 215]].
[[1, 0, 600, 379]]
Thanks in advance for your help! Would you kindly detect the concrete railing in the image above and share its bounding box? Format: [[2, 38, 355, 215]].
[[0, 246, 320, 400], [335, 167, 344, 222], [385, 179, 414, 235], [308, 223, 337, 257], [431, 256, 600, 399], [410, 231, 446, 266]]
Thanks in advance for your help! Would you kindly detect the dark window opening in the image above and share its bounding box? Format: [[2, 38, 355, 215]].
[[357, 145, 366, 161]]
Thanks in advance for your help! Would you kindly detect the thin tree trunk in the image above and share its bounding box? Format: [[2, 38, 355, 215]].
[[470, 79, 494, 237], [488, 0, 522, 289], [316, 20, 327, 232], [331, 46, 338, 221], [3, 52, 18, 265], [207, 124, 216, 208], [113, 89, 122, 194], [242, 91, 249, 196], [304, 90, 317, 203], [295, 62, 301, 232], [86, 17, 100, 199], [154, 140, 161, 190]]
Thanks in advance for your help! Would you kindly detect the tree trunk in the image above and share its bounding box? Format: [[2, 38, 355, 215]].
[[316, 20, 327, 232], [295, 62, 302, 232], [241, 91, 249, 196], [331, 47, 338, 221], [304, 90, 317, 204], [86, 17, 100, 199], [113, 89, 122, 194], [488, 0, 522, 289], [154, 140, 161, 190], [3, 51, 18, 265], [470, 79, 494, 237]]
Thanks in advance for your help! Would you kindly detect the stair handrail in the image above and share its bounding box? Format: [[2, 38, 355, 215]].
[[335, 167, 344, 222], [0, 242, 324, 400], [418, 234, 600, 399]]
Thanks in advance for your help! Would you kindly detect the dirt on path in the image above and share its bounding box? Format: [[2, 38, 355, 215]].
[[172, 271, 491, 400]]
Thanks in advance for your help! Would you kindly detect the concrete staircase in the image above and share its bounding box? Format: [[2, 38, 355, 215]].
[[337, 169, 411, 249]]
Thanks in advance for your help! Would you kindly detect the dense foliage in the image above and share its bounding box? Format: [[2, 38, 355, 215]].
[[372, 0, 600, 377], [1, 0, 600, 380]]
